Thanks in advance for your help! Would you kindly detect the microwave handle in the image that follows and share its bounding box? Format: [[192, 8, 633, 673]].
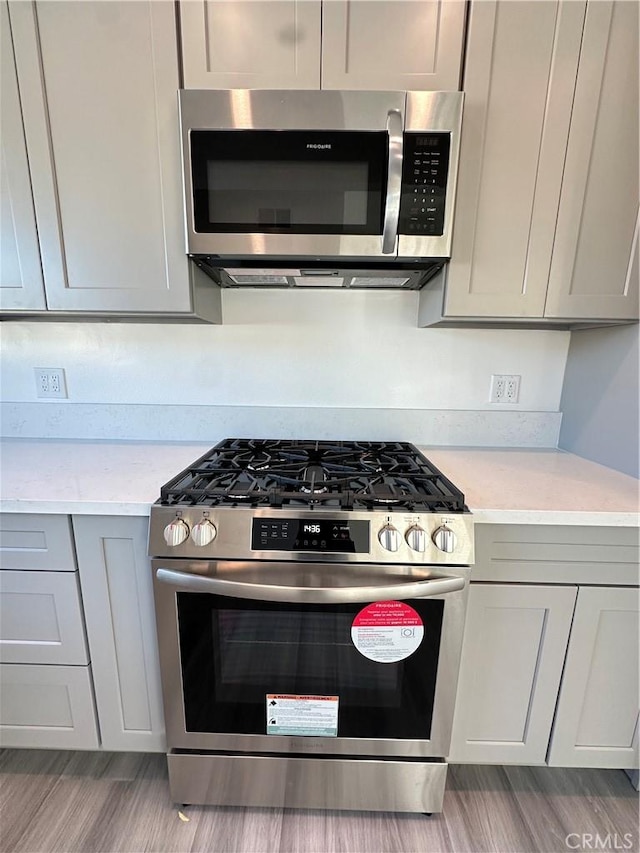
[[155, 567, 464, 604], [381, 109, 404, 255]]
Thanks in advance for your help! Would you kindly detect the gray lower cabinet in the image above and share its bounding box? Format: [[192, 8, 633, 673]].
[[72, 515, 165, 752], [548, 586, 639, 768], [0, 512, 99, 749], [450, 525, 640, 769], [448, 583, 577, 764]]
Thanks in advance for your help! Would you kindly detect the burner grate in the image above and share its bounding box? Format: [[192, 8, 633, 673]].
[[158, 439, 467, 512]]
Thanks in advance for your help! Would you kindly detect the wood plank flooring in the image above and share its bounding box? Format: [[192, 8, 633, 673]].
[[0, 750, 637, 853]]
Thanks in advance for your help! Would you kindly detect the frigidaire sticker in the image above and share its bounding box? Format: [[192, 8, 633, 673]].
[[351, 600, 424, 663]]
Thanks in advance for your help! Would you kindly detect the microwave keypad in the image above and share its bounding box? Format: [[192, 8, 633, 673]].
[[398, 133, 451, 236]]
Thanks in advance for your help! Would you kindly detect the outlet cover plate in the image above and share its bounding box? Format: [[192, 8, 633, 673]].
[[490, 373, 520, 404], [34, 368, 67, 399]]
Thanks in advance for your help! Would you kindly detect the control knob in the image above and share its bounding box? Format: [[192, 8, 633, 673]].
[[432, 525, 457, 553], [191, 519, 217, 547], [163, 517, 190, 547], [378, 524, 400, 552], [405, 524, 427, 552]]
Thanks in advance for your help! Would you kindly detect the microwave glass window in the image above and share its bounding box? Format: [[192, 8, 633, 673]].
[[177, 593, 444, 740], [190, 130, 387, 235], [207, 161, 369, 227]]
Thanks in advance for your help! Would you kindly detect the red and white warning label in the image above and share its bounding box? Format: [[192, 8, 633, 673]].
[[351, 600, 424, 663]]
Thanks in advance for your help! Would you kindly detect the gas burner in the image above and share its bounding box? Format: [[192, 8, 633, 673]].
[[359, 453, 384, 472], [358, 480, 412, 506], [227, 490, 254, 501], [246, 458, 271, 472], [299, 464, 329, 495]]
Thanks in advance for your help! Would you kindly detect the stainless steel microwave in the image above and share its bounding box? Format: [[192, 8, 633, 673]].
[[179, 89, 463, 270]]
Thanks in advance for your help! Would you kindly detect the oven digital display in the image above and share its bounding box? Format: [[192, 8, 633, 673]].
[[251, 518, 370, 553]]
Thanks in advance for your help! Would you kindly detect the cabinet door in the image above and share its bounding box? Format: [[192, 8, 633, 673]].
[[0, 2, 45, 310], [545, 1, 639, 320], [180, 0, 321, 89], [548, 586, 639, 768], [321, 0, 465, 91], [8, 1, 193, 313], [73, 515, 165, 752], [449, 583, 577, 764], [442, 1, 586, 318]]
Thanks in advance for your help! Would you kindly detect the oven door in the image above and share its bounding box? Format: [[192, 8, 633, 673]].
[[152, 559, 469, 759], [180, 89, 405, 258]]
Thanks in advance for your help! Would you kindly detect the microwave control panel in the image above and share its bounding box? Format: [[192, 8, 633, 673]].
[[398, 133, 451, 237]]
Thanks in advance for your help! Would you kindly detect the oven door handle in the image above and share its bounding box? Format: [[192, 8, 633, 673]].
[[155, 568, 465, 604], [381, 108, 404, 255]]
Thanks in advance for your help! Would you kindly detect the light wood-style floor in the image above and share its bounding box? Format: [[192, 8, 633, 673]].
[[0, 750, 637, 853]]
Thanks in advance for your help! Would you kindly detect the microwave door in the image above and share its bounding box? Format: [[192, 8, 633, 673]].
[[187, 130, 393, 258]]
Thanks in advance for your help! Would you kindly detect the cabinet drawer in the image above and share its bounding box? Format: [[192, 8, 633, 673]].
[[0, 514, 76, 571], [473, 525, 640, 585], [0, 570, 88, 664], [0, 663, 99, 749]]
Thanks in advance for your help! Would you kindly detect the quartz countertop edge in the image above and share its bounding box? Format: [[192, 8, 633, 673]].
[[0, 439, 638, 527]]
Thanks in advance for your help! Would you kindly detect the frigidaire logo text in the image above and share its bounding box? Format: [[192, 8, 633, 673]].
[[307, 143, 332, 150]]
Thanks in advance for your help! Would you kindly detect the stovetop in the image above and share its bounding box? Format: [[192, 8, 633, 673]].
[[158, 439, 467, 513]]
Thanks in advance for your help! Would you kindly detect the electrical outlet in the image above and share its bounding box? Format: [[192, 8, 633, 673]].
[[504, 375, 521, 403], [490, 374, 521, 404], [34, 368, 67, 399]]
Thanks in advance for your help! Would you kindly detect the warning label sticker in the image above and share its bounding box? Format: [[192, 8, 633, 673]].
[[266, 694, 339, 737], [351, 600, 424, 663]]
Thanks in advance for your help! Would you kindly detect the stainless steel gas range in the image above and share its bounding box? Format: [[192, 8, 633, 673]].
[[148, 439, 474, 814]]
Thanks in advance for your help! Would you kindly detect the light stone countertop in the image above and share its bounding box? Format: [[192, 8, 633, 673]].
[[0, 439, 638, 526]]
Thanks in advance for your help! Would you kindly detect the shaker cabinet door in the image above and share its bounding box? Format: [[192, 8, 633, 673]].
[[545, 0, 639, 320], [73, 515, 165, 752], [8, 0, 193, 314], [321, 0, 466, 91], [179, 0, 322, 90], [0, 663, 99, 750], [449, 583, 577, 764], [548, 586, 639, 768], [0, 1, 45, 311], [442, 0, 586, 319]]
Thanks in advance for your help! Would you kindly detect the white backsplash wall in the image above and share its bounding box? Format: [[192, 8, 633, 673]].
[[0, 290, 570, 444]]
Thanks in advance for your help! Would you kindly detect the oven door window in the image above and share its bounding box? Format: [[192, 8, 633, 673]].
[[177, 594, 444, 739], [190, 130, 387, 235]]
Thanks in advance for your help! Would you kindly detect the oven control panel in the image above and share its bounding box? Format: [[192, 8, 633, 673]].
[[150, 507, 474, 565], [251, 518, 370, 553]]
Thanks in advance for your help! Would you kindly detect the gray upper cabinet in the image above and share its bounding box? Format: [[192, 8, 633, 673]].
[[419, 0, 639, 328], [180, 0, 322, 90], [4, 0, 220, 321], [0, 2, 45, 311], [321, 1, 466, 91], [179, 0, 465, 92], [545, 1, 639, 321]]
